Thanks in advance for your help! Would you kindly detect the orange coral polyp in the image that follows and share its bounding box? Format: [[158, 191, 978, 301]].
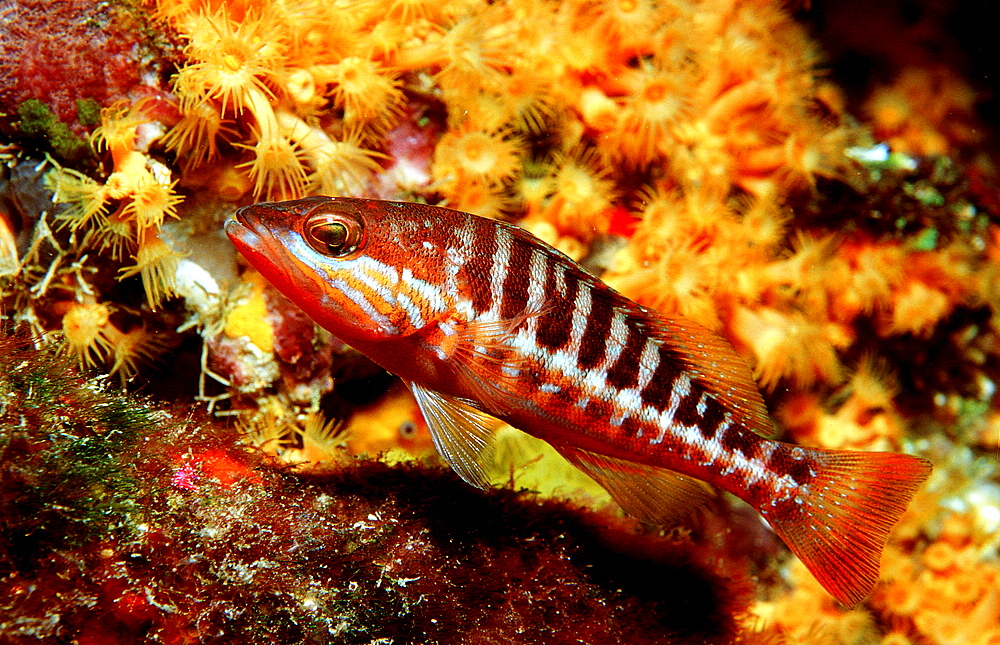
[[176, 7, 286, 117], [921, 542, 960, 573], [433, 125, 523, 186], [239, 135, 309, 199], [310, 135, 386, 196], [613, 74, 687, 165], [92, 103, 151, 168], [545, 145, 617, 236], [51, 170, 111, 231], [576, 0, 664, 58], [110, 325, 172, 380], [444, 177, 515, 220], [884, 280, 952, 337], [96, 209, 136, 260], [179, 61, 277, 118], [396, 8, 512, 93], [731, 305, 846, 389], [459, 133, 507, 174], [61, 301, 115, 369], [377, 0, 445, 25], [122, 172, 183, 230], [120, 227, 181, 309], [314, 57, 404, 129], [276, 111, 385, 196], [163, 98, 234, 169], [496, 71, 556, 135]]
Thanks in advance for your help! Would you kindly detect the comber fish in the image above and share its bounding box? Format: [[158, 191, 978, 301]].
[[225, 196, 931, 606]]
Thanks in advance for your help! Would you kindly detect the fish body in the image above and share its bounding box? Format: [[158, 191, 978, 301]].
[[226, 196, 931, 606]]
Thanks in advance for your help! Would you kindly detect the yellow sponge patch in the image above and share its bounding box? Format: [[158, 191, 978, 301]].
[[225, 271, 274, 353]]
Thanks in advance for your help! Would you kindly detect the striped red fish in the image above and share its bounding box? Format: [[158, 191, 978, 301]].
[[225, 196, 931, 606]]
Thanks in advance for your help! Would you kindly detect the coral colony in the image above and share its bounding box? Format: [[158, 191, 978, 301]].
[[1, 0, 998, 643]]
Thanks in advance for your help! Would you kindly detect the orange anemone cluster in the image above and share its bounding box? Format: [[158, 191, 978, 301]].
[[150, 0, 854, 204], [34, 0, 972, 405]]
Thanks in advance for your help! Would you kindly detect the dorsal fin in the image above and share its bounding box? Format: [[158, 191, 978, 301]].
[[649, 316, 776, 438]]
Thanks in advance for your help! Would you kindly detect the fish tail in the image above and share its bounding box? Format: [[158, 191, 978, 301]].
[[763, 448, 931, 607]]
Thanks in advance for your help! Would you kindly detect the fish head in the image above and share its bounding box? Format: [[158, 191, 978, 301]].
[[226, 197, 456, 342]]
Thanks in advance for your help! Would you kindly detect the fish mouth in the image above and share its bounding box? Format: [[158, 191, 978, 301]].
[[225, 217, 259, 246], [224, 212, 271, 268], [229, 204, 257, 230]]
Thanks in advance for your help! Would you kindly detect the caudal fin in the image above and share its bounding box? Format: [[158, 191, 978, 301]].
[[765, 449, 931, 607]]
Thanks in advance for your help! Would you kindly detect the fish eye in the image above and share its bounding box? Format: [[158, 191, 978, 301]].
[[304, 207, 364, 257], [399, 421, 417, 439]]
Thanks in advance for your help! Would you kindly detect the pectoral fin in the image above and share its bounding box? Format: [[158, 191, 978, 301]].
[[422, 305, 548, 416], [409, 381, 502, 490]]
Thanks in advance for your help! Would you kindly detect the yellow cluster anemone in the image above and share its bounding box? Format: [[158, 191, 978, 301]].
[[866, 65, 982, 158], [239, 405, 349, 473], [54, 294, 171, 382], [310, 57, 405, 133], [431, 121, 525, 217], [49, 101, 183, 309], [155, 0, 863, 223], [160, 3, 391, 200]]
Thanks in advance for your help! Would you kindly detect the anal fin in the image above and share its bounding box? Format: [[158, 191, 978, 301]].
[[553, 444, 714, 525]]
